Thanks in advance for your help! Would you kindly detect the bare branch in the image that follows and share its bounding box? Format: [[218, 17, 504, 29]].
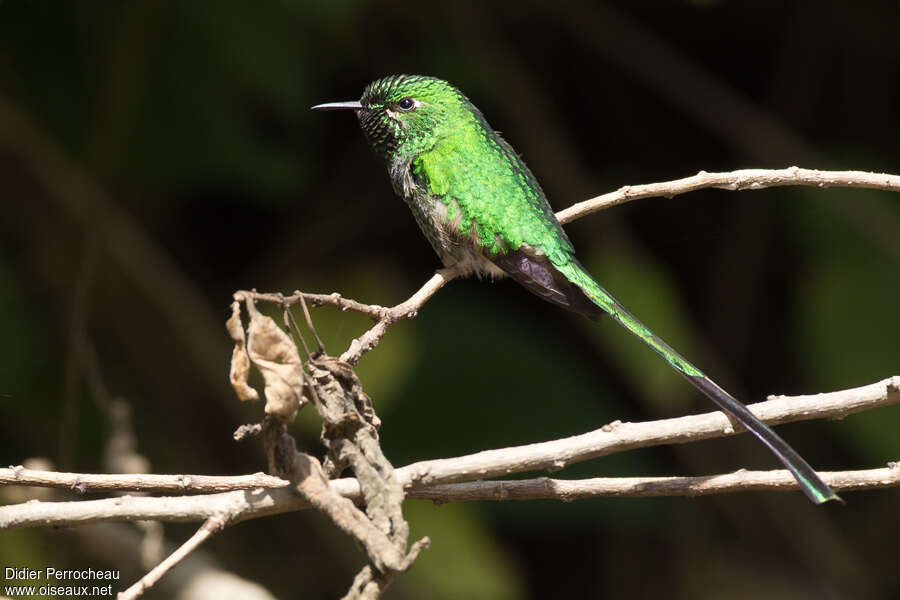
[[235, 268, 456, 365], [118, 515, 229, 600], [556, 166, 900, 224], [240, 167, 900, 364], [3, 463, 898, 531], [0, 486, 317, 529], [2, 377, 896, 531], [338, 269, 455, 364], [412, 465, 900, 502], [393, 376, 900, 488], [4, 167, 898, 598], [0, 467, 288, 494]]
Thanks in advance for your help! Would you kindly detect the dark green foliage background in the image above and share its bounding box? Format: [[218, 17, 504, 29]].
[[1, 1, 899, 598]]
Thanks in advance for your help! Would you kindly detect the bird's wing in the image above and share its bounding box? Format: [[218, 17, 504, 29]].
[[490, 248, 604, 320]]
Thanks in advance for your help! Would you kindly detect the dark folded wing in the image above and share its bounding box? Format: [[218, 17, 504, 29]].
[[491, 249, 605, 321]]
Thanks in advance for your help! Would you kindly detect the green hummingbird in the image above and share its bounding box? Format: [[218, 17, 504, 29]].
[[313, 75, 839, 504]]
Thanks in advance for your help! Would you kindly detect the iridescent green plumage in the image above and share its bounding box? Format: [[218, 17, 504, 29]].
[[313, 75, 839, 504]]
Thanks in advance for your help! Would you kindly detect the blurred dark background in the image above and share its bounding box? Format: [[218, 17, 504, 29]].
[[1, 1, 899, 598]]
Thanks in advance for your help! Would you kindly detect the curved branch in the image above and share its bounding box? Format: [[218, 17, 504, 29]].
[[241, 167, 900, 364], [393, 376, 900, 487], [235, 268, 456, 365], [556, 167, 900, 224], [2, 377, 896, 529]]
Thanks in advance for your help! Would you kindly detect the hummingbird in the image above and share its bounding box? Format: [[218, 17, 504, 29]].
[[313, 75, 839, 504]]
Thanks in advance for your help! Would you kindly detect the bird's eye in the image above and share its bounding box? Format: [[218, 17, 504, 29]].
[[397, 97, 416, 111]]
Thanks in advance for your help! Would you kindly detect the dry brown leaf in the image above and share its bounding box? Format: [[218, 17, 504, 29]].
[[227, 300, 259, 403], [245, 299, 305, 423]]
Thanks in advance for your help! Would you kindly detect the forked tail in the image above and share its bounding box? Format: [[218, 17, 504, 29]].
[[558, 260, 840, 504]]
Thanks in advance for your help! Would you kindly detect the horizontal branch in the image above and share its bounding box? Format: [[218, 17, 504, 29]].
[[239, 167, 900, 365], [6, 377, 895, 498], [0, 485, 330, 529], [556, 166, 900, 224], [411, 465, 900, 502], [0, 468, 288, 494], [3, 463, 898, 530], [2, 377, 897, 529], [393, 376, 900, 488]]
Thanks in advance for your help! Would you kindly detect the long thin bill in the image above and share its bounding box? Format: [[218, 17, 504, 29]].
[[311, 101, 363, 111]]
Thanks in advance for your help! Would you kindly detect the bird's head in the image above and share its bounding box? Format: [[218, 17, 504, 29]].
[[313, 75, 477, 162]]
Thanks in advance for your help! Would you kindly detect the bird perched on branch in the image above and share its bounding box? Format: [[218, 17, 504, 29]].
[[313, 74, 838, 504]]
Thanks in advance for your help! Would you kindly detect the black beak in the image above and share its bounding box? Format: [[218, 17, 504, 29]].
[[311, 101, 363, 111]]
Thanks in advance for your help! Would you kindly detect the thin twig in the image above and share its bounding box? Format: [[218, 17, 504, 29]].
[[236, 268, 456, 365], [284, 306, 313, 359], [241, 168, 900, 364], [118, 515, 229, 600], [556, 167, 900, 224], [243, 290, 388, 319], [298, 295, 326, 353], [547, 0, 900, 266], [0, 468, 288, 494]]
